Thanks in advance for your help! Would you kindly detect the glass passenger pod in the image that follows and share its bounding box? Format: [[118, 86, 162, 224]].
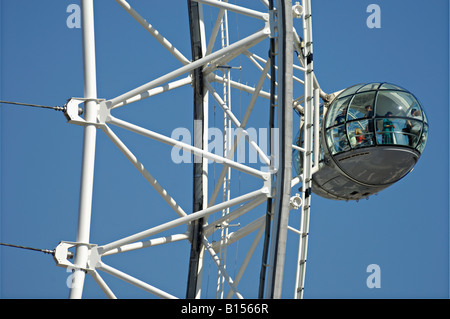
[[323, 82, 428, 187]]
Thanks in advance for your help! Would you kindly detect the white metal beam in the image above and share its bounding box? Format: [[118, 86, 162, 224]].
[[69, 0, 98, 299], [107, 116, 269, 179], [294, 0, 314, 299], [102, 233, 190, 256], [204, 80, 271, 165], [203, 194, 267, 238], [98, 262, 178, 299], [111, 76, 192, 109], [115, 0, 190, 65], [99, 188, 268, 254], [266, 0, 294, 299], [193, 0, 268, 21], [202, 236, 243, 299], [101, 125, 188, 218], [207, 60, 272, 207], [224, 225, 265, 299], [107, 28, 269, 109], [90, 270, 117, 299]]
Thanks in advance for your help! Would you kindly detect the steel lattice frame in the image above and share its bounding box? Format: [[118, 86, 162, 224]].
[[58, 0, 326, 299]]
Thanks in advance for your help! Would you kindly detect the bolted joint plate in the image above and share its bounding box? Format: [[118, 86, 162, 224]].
[[53, 241, 76, 269], [290, 193, 302, 210], [292, 2, 303, 19], [53, 241, 100, 272], [64, 98, 106, 126]]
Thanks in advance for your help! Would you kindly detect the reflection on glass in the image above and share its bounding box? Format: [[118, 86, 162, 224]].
[[422, 107, 428, 124], [357, 83, 381, 93], [402, 118, 423, 147], [375, 91, 419, 118], [338, 84, 365, 98], [347, 92, 376, 121], [376, 116, 395, 144], [379, 83, 406, 91], [326, 125, 350, 155], [325, 97, 350, 128], [376, 118, 416, 146], [417, 124, 428, 153], [347, 121, 374, 148]]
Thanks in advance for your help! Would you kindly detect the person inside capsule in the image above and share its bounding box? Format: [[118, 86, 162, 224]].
[[381, 111, 395, 144]]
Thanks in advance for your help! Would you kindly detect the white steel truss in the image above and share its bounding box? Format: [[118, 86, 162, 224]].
[[59, 0, 325, 299]]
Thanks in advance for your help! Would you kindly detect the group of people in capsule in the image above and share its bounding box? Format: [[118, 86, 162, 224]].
[[333, 104, 422, 151]]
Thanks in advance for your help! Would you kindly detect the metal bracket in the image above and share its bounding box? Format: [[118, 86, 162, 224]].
[[64, 97, 106, 126], [292, 2, 303, 19], [290, 193, 302, 210], [53, 241, 100, 272], [269, 9, 277, 38], [261, 171, 274, 198], [53, 241, 77, 269]]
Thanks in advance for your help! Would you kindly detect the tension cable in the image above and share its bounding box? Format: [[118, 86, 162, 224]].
[[0, 100, 66, 112], [0, 242, 73, 259]]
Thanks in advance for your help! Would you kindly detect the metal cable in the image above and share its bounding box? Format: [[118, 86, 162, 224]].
[[0, 242, 54, 255], [0, 100, 65, 112]]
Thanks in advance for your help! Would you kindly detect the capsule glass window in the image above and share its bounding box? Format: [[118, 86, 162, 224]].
[[325, 96, 350, 129], [379, 83, 406, 91], [338, 84, 365, 98], [416, 124, 428, 153], [347, 120, 375, 149], [326, 124, 350, 155], [402, 119, 423, 148], [356, 83, 381, 93], [376, 118, 401, 145], [347, 92, 377, 121], [375, 91, 418, 118]]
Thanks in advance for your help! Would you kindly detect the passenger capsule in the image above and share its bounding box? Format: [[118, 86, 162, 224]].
[[294, 82, 428, 201]]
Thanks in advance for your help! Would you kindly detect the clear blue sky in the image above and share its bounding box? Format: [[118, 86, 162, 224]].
[[1, 0, 448, 299]]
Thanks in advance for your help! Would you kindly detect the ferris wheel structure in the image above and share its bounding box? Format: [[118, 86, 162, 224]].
[[1, 0, 430, 300], [53, 0, 330, 299]]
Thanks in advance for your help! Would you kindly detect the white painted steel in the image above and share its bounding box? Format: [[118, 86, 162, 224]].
[[101, 125, 188, 218], [202, 236, 243, 299], [211, 74, 272, 100], [224, 225, 265, 299], [214, 215, 266, 249], [99, 188, 268, 254], [69, 0, 98, 299], [203, 195, 268, 237], [193, 0, 268, 21], [63, 0, 325, 299], [313, 88, 320, 172], [266, 0, 294, 299], [111, 76, 192, 109], [293, 0, 314, 299], [107, 28, 269, 108], [102, 233, 190, 257], [115, 0, 190, 65], [98, 262, 178, 299], [207, 61, 272, 207], [90, 270, 117, 299], [107, 116, 269, 179], [205, 7, 226, 56], [204, 80, 271, 165]]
